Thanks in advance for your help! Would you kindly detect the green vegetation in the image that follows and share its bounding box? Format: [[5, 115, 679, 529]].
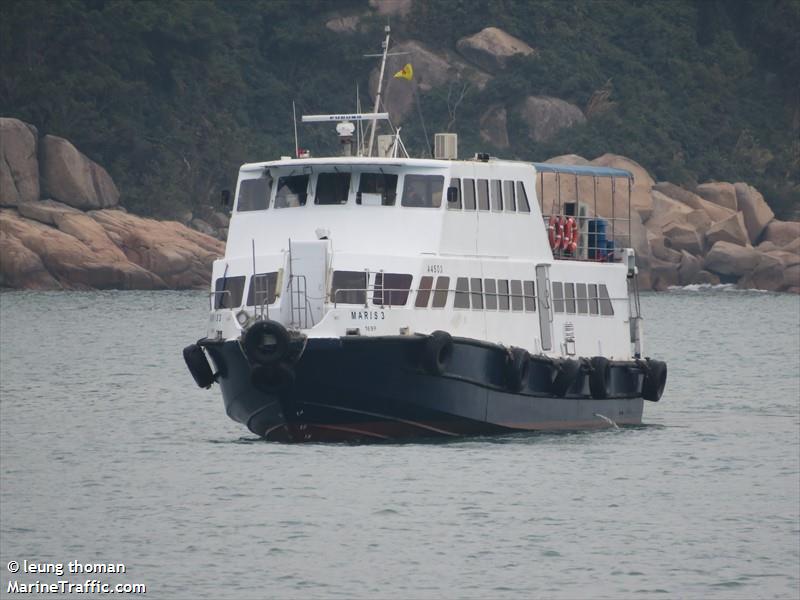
[[1, 0, 797, 218]]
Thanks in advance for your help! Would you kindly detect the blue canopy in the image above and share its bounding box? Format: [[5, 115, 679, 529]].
[[532, 162, 633, 179]]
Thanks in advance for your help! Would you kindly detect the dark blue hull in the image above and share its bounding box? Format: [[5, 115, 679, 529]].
[[203, 335, 646, 443]]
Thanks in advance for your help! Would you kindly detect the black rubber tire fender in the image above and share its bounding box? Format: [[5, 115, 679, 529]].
[[551, 358, 580, 397], [242, 320, 290, 366], [642, 359, 667, 402], [422, 330, 453, 376], [250, 362, 296, 395], [506, 347, 530, 392], [589, 356, 612, 399], [183, 343, 215, 389]]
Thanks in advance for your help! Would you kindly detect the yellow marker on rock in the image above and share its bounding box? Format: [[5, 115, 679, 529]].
[[393, 63, 413, 80]]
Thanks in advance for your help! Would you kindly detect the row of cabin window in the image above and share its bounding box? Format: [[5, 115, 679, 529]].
[[552, 282, 614, 316], [237, 172, 445, 211], [447, 178, 531, 213], [214, 272, 615, 317]]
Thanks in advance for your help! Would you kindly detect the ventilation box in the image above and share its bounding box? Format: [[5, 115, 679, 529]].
[[434, 133, 458, 160]]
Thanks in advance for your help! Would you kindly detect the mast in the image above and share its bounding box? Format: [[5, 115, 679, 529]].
[[367, 25, 391, 158]]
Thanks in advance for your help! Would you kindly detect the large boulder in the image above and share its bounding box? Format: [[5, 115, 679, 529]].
[[40, 135, 119, 210], [89, 209, 223, 288], [678, 250, 702, 285], [0, 118, 40, 206], [591, 154, 655, 219], [703, 241, 761, 277], [662, 221, 703, 255], [650, 235, 682, 263], [0, 209, 161, 289], [0, 224, 59, 289], [738, 253, 785, 291], [783, 264, 800, 290], [705, 212, 749, 247], [325, 15, 360, 34], [17, 198, 81, 226], [652, 182, 735, 224], [519, 96, 585, 143], [369, 0, 412, 17], [686, 209, 713, 237], [734, 182, 774, 244], [650, 257, 680, 291], [456, 27, 536, 72], [479, 104, 509, 149], [645, 190, 693, 232], [691, 270, 721, 285], [696, 182, 737, 211], [762, 219, 800, 248]]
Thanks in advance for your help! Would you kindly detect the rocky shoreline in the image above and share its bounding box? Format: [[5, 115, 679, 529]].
[[1, 116, 798, 293]]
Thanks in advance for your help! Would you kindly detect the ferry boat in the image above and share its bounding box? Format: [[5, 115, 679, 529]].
[[183, 28, 667, 442]]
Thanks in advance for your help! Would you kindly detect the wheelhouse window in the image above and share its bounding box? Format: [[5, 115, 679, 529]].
[[315, 172, 351, 205], [463, 178, 476, 210], [214, 276, 245, 309], [454, 277, 470, 308], [503, 180, 516, 212], [516, 181, 531, 212], [447, 178, 461, 209], [236, 177, 271, 212], [491, 180, 503, 211], [246, 272, 278, 306], [358, 173, 397, 206], [401, 174, 444, 208], [432, 276, 450, 308], [416, 276, 433, 307], [477, 179, 490, 211], [331, 271, 366, 305], [588, 284, 599, 315], [274, 174, 308, 208], [599, 284, 614, 316], [552, 282, 565, 313], [373, 273, 413, 306]]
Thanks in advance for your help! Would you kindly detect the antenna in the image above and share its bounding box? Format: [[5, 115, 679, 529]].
[[292, 101, 299, 158], [366, 25, 391, 157]]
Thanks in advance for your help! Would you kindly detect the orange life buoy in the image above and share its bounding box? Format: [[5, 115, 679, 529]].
[[548, 215, 563, 250], [562, 217, 578, 253]]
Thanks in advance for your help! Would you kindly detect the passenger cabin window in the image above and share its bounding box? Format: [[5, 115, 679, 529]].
[[463, 178, 476, 210], [503, 180, 516, 212], [447, 178, 461, 209], [358, 173, 397, 206], [236, 177, 271, 212], [470, 278, 483, 309], [516, 181, 530, 212], [454, 277, 470, 308], [576, 283, 588, 314], [373, 273, 412, 306], [401, 174, 444, 208], [416, 276, 433, 307], [523, 280, 536, 312], [331, 271, 366, 305], [552, 282, 565, 313], [588, 284, 599, 315], [510, 280, 523, 311], [599, 284, 614, 315], [274, 174, 308, 208], [491, 180, 503, 211], [484, 279, 497, 310], [246, 272, 278, 306], [214, 276, 245, 309], [477, 179, 489, 211], [315, 172, 351, 205], [497, 279, 510, 310], [565, 283, 576, 314], [432, 276, 450, 308]]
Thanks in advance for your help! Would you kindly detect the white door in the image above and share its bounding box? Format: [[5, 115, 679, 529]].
[[285, 240, 327, 329]]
